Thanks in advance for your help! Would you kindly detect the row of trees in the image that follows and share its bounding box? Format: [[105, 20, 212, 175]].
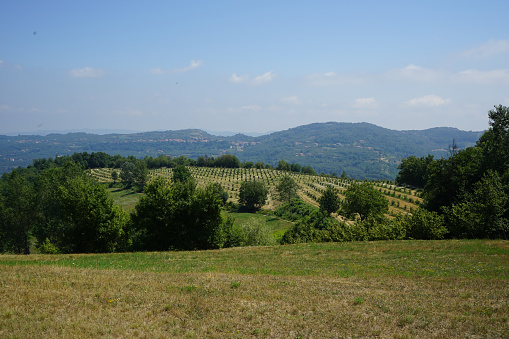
[[0, 163, 239, 254], [278, 180, 447, 244], [396, 105, 509, 239], [31, 152, 318, 176], [0, 163, 130, 254]]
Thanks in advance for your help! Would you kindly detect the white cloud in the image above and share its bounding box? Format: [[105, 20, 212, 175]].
[[0, 60, 4, 65], [240, 105, 261, 111], [353, 97, 378, 109], [459, 39, 509, 59], [229, 71, 275, 85], [149, 68, 165, 75], [69, 67, 105, 78], [180, 59, 204, 72], [253, 71, 276, 85], [228, 73, 248, 83], [388, 64, 443, 82], [281, 96, 300, 104], [404, 95, 450, 107], [150, 60, 204, 74], [307, 72, 366, 86], [453, 69, 509, 84]]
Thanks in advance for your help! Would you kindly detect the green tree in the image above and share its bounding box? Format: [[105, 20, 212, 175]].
[[395, 155, 434, 188], [214, 154, 241, 168], [319, 185, 340, 215], [172, 165, 193, 183], [0, 170, 38, 254], [276, 160, 291, 172], [444, 170, 508, 239], [131, 177, 225, 251], [120, 161, 136, 188], [133, 160, 148, 191], [111, 170, 118, 183], [477, 105, 509, 174], [34, 163, 130, 253], [423, 146, 483, 213], [275, 175, 298, 212], [341, 183, 388, 221], [210, 182, 229, 205], [238, 180, 268, 210]]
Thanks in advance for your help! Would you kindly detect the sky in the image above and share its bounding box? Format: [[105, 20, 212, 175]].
[[1, 1, 509, 135]]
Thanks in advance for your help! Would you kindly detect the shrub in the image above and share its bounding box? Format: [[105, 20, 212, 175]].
[[240, 218, 277, 246], [405, 208, 447, 240], [364, 217, 407, 241], [37, 238, 60, 254]]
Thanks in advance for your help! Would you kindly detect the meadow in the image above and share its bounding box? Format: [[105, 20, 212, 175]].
[[1, 240, 508, 338]]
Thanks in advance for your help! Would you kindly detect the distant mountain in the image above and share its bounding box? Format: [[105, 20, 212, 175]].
[[0, 122, 483, 179], [5, 128, 140, 136], [205, 130, 274, 137]]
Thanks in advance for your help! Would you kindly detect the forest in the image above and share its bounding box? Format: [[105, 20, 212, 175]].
[[0, 105, 507, 254]]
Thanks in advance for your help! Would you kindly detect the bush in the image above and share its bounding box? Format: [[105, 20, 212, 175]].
[[364, 217, 407, 241], [275, 198, 318, 221], [240, 218, 277, 246], [405, 208, 447, 240], [37, 238, 60, 254]]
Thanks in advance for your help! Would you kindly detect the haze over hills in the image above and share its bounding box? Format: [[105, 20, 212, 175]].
[[0, 122, 483, 180]]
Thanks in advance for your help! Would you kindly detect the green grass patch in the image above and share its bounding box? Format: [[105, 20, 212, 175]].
[[228, 211, 294, 241], [1, 240, 507, 280], [106, 187, 141, 211]]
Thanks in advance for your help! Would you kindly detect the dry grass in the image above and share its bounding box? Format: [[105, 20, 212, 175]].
[[1, 266, 508, 338], [1, 240, 508, 338]]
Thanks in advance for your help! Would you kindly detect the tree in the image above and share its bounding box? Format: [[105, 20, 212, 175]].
[[34, 163, 130, 253], [276, 160, 290, 172], [172, 165, 193, 184], [319, 185, 340, 215], [131, 177, 225, 250], [0, 170, 38, 254], [210, 182, 229, 205], [275, 175, 298, 209], [423, 146, 483, 213], [133, 160, 148, 191], [341, 183, 388, 221], [214, 154, 240, 168], [111, 170, 118, 183], [395, 155, 434, 188], [444, 170, 508, 239], [238, 180, 268, 210], [120, 161, 136, 188], [478, 104, 509, 174]]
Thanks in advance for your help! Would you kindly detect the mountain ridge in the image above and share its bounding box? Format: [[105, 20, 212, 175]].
[[0, 122, 483, 179]]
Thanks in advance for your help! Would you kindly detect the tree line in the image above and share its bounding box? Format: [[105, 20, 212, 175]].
[[396, 105, 508, 239]]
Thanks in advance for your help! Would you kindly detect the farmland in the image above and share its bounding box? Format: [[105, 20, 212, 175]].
[[90, 166, 422, 216], [1, 240, 507, 337]]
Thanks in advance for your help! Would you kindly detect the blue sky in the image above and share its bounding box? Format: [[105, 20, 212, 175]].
[[1, 1, 508, 135]]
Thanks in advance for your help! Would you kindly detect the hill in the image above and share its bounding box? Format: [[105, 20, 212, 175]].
[[0, 122, 483, 179]]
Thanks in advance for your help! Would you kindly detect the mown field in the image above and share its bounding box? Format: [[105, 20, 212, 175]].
[[1, 240, 508, 338]]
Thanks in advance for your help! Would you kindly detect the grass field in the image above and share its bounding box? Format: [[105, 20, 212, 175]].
[[1, 240, 508, 338]]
